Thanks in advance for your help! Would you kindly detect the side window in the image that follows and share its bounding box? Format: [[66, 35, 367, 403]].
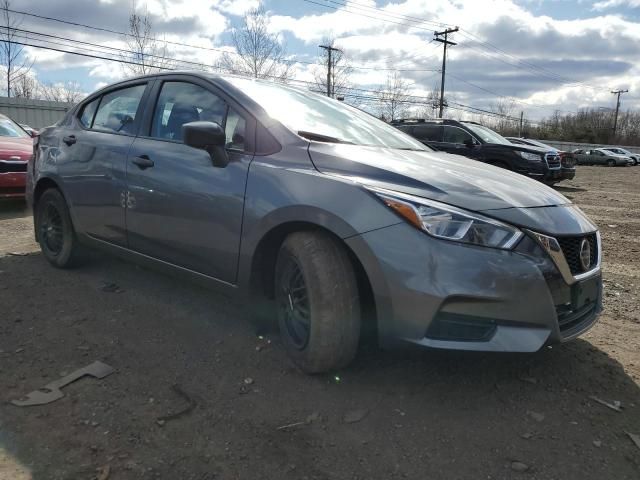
[[151, 81, 226, 141], [225, 108, 246, 152], [79, 97, 100, 128], [92, 84, 146, 134], [443, 126, 473, 144], [413, 125, 443, 142]]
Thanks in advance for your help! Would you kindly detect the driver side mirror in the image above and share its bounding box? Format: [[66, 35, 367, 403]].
[[182, 121, 229, 168], [463, 138, 477, 148]]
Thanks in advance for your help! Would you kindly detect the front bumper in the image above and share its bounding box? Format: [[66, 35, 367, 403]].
[[0, 171, 26, 198], [346, 222, 602, 352]]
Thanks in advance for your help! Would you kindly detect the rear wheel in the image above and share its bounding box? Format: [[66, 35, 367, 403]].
[[275, 231, 361, 374], [607, 159, 616, 167], [35, 189, 85, 268]]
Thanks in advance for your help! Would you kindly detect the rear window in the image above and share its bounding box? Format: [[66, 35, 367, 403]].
[[413, 125, 443, 142], [92, 84, 147, 134], [79, 98, 100, 128]]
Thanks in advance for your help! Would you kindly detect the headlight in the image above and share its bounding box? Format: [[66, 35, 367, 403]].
[[370, 188, 523, 250], [519, 151, 542, 162]]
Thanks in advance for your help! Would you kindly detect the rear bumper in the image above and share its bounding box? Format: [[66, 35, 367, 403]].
[[346, 222, 602, 353], [0, 171, 26, 197]]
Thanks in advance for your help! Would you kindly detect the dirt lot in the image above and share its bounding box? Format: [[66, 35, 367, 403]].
[[0, 166, 639, 480]]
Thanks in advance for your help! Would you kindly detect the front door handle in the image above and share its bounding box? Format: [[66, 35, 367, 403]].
[[63, 135, 76, 146], [131, 155, 154, 169]]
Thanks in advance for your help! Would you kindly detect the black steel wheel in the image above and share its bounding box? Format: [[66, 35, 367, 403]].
[[275, 231, 361, 374], [277, 255, 311, 350], [35, 188, 85, 268]]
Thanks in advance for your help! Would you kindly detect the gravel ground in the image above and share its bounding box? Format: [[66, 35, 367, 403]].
[[0, 166, 638, 480]]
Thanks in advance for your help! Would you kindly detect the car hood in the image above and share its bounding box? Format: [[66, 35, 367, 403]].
[[0, 136, 32, 159], [308, 143, 570, 211]]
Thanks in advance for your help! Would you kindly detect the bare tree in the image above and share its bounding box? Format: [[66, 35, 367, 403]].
[[0, 0, 33, 97], [374, 71, 412, 121], [219, 6, 292, 81], [313, 38, 352, 98], [12, 72, 37, 98], [121, 2, 172, 76], [41, 81, 84, 104], [491, 98, 517, 132]]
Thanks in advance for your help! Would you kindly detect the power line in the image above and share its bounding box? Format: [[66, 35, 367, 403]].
[[434, 27, 458, 118], [8, 7, 439, 74]]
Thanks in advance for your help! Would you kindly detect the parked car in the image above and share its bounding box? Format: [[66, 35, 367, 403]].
[[392, 119, 571, 185], [603, 147, 639, 166], [572, 148, 632, 166], [19, 123, 38, 137], [507, 137, 576, 181], [0, 113, 34, 198], [28, 72, 602, 373]]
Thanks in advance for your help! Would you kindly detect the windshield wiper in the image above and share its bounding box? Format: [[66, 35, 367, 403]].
[[298, 130, 354, 144]]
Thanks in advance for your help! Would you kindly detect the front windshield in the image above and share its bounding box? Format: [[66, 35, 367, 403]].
[[0, 117, 29, 138], [224, 76, 426, 151], [462, 122, 511, 145]]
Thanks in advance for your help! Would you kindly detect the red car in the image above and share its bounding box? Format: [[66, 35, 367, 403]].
[[0, 113, 34, 198]]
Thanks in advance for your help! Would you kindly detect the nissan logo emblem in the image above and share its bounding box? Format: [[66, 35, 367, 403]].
[[579, 239, 591, 271]]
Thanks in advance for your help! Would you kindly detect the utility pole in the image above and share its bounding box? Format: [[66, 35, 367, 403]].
[[611, 89, 628, 138], [319, 44, 341, 98], [434, 26, 458, 118], [519, 111, 524, 137]]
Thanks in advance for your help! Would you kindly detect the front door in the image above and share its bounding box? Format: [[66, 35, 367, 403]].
[[124, 80, 253, 284]]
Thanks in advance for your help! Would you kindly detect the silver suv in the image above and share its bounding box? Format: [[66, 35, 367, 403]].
[[28, 73, 603, 373]]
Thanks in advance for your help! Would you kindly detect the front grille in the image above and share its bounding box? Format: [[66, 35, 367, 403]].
[[0, 161, 27, 173], [556, 301, 598, 337], [556, 234, 598, 275], [545, 154, 561, 169]]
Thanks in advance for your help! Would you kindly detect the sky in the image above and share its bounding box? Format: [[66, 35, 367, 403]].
[[8, 0, 640, 122]]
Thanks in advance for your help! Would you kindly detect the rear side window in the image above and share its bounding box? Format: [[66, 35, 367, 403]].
[[79, 98, 100, 128], [92, 84, 147, 134], [413, 125, 443, 142], [443, 126, 473, 144]]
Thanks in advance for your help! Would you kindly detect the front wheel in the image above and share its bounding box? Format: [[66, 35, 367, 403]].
[[35, 189, 85, 268], [275, 231, 361, 374]]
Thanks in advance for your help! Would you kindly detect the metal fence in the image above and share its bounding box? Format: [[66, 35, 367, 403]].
[[541, 140, 640, 155], [0, 96, 74, 129]]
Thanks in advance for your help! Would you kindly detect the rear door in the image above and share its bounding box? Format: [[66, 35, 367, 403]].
[[57, 81, 152, 246], [411, 125, 443, 150], [124, 76, 254, 284]]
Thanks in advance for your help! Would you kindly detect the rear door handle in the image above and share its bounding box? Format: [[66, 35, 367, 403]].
[[131, 155, 154, 169], [63, 135, 76, 146]]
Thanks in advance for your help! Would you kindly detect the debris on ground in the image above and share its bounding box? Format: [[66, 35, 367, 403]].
[[511, 461, 529, 472], [527, 411, 545, 422], [276, 421, 306, 431], [593, 440, 602, 448], [589, 395, 622, 412], [156, 384, 196, 424], [11, 361, 116, 407], [343, 409, 369, 424], [101, 282, 124, 293], [243, 377, 254, 385], [626, 432, 640, 450], [95, 465, 110, 480]]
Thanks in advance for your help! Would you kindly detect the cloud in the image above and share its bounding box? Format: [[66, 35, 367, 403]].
[[592, 0, 640, 10]]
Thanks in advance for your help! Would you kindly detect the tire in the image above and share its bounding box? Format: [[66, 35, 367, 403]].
[[607, 159, 615, 167], [274, 231, 361, 373], [35, 188, 85, 268]]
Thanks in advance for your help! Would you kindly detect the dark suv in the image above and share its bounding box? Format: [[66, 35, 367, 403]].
[[392, 119, 570, 185]]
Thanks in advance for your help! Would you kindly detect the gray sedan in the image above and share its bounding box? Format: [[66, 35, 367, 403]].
[[573, 148, 632, 166], [27, 72, 602, 373]]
